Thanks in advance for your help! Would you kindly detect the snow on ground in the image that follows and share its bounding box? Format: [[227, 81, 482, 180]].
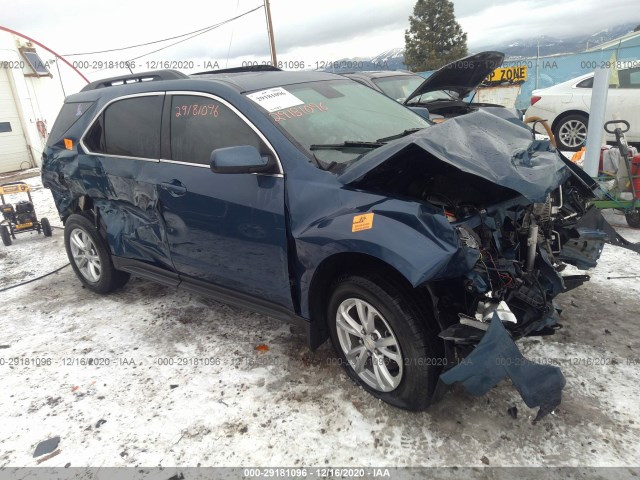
[[1, 175, 640, 467]]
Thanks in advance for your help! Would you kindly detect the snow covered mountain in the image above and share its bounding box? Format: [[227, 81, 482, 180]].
[[320, 22, 639, 72]]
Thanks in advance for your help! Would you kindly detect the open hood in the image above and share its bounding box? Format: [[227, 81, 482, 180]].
[[404, 51, 505, 105]]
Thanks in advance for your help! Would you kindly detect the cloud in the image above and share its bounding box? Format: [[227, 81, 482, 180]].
[[460, 0, 639, 47], [3, 0, 639, 77]]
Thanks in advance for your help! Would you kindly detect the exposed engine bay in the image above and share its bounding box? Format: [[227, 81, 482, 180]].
[[349, 142, 606, 341], [340, 109, 640, 419]]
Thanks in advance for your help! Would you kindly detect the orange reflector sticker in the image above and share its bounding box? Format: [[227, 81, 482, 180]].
[[352, 213, 374, 232], [64, 138, 73, 150]]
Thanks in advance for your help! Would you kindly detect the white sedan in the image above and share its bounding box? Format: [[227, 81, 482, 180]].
[[526, 67, 640, 150]]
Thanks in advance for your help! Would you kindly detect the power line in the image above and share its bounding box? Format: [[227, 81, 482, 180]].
[[63, 23, 217, 56], [126, 5, 264, 63], [63, 5, 263, 58]]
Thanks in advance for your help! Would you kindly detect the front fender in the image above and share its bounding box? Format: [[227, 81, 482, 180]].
[[294, 199, 479, 318]]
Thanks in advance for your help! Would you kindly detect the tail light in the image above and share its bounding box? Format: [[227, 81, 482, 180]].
[[530, 96, 541, 106]]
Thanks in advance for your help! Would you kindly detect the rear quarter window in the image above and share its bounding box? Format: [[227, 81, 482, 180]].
[[576, 77, 593, 88], [47, 102, 94, 146]]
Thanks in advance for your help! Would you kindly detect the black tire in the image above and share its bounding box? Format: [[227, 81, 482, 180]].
[[626, 208, 640, 229], [553, 113, 589, 151], [41, 217, 52, 237], [1, 225, 11, 246], [64, 213, 130, 293], [327, 274, 443, 411]]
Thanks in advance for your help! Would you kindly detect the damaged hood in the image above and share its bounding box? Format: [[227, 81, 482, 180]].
[[339, 109, 571, 203], [404, 51, 505, 104]]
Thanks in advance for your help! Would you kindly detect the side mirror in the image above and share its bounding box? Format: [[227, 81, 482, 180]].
[[210, 145, 273, 174]]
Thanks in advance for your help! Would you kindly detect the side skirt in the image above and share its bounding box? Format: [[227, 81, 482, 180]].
[[112, 256, 313, 340]]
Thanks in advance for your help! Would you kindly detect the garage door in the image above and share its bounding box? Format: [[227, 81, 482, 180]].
[[0, 67, 31, 173]]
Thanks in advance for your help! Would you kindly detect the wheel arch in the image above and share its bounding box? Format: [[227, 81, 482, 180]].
[[61, 194, 95, 224], [306, 252, 438, 349], [551, 109, 589, 132]]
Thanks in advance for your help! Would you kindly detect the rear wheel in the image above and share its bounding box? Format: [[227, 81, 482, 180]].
[[327, 274, 443, 411], [64, 214, 130, 293], [41, 217, 52, 237], [554, 114, 588, 151], [1, 225, 11, 246], [626, 208, 640, 228]]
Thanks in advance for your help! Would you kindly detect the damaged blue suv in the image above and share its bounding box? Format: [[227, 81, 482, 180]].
[[42, 60, 638, 420]]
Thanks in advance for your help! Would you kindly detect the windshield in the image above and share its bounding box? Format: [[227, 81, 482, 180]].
[[246, 80, 430, 170], [406, 89, 459, 104], [371, 75, 425, 102]]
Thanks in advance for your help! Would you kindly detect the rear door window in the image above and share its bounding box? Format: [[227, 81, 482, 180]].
[[169, 95, 267, 165], [85, 95, 163, 159]]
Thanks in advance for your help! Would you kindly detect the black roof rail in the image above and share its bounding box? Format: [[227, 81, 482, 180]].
[[81, 70, 189, 91], [191, 65, 282, 76]]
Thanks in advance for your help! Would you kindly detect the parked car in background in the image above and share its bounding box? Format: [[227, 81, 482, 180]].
[[526, 67, 640, 150], [402, 51, 514, 120], [342, 70, 426, 103], [42, 66, 632, 419], [344, 52, 513, 122]]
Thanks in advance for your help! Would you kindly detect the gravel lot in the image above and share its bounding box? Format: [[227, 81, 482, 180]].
[[1, 174, 640, 468]]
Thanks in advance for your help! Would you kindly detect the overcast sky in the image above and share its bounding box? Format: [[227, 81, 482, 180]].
[[3, 0, 638, 80]]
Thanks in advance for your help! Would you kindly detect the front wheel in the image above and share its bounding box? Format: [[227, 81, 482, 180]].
[[1, 225, 11, 246], [626, 208, 640, 229], [64, 214, 130, 293], [554, 114, 588, 151], [327, 274, 443, 411]]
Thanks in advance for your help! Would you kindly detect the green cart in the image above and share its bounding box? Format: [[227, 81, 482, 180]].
[[591, 120, 640, 228]]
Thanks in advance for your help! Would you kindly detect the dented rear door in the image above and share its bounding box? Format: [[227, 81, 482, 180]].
[[77, 93, 174, 270]]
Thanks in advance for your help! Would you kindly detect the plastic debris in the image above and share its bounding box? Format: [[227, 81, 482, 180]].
[[33, 436, 60, 457]]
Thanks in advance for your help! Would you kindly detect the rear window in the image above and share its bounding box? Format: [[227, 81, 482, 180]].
[[47, 102, 94, 146]]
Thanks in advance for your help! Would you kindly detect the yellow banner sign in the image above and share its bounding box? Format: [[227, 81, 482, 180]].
[[486, 66, 527, 84]]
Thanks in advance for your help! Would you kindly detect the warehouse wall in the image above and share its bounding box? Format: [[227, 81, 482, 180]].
[[0, 32, 67, 173]]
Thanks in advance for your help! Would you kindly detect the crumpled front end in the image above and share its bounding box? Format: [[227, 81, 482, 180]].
[[340, 110, 640, 419], [429, 180, 606, 419]]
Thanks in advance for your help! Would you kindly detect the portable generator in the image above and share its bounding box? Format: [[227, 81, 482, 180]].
[[0, 182, 52, 246]]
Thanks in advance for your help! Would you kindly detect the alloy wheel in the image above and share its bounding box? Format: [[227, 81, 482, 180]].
[[558, 119, 587, 149], [69, 228, 102, 283], [335, 298, 403, 392]]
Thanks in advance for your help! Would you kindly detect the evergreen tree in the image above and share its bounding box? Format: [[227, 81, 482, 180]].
[[404, 0, 468, 72]]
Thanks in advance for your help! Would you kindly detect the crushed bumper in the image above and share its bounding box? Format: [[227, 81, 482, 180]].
[[439, 316, 566, 422]]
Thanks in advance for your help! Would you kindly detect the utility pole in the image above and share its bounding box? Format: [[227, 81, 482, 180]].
[[264, 0, 277, 66]]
